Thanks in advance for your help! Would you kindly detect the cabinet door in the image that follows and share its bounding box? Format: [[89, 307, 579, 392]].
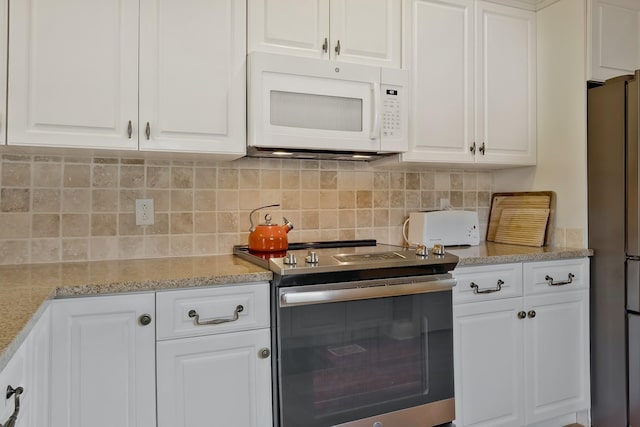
[[401, 0, 475, 164], [139, 0, 246, 158], [476, 1, 536, 166], [329, 0, 401, 67], [157, 329, 272, 427], [453, 298, 525, 427], [8, 0, 139, 150], [248, 0, 330, 59], [589, 0, 640, 82], [28, 307, 51, 427], [524, 290, 590, 424], [50, 294, 156, 427], [0, 340, 27, 425]]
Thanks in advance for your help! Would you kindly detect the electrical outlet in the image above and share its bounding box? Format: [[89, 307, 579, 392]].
[[135, 199, 154, 226], [440, 198, 450, 210]]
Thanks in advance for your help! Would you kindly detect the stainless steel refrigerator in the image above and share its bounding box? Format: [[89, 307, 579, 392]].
[[588, 70, 640, 426]]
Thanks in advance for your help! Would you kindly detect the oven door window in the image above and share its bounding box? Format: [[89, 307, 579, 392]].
[[277, 291, 453, 427]]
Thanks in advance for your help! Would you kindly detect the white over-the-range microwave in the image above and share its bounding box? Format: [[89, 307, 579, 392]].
[[247, 52, 408, 161]]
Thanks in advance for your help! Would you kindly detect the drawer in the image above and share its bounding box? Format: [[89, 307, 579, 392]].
[[524, 258, 589, 295], [453, 263, 523, 304], [156, 282, 270, 340]]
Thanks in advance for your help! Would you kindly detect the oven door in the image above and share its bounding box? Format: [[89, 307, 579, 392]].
[[276, 276, 456, 427]]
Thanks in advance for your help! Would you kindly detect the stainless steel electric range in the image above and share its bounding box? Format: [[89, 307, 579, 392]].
[[234, 240, 459, 427]]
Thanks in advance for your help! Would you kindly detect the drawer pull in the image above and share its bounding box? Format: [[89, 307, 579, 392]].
[[470, 279, 504, 294], [545, 273, 575, 286], [1, 385, 24, 427], [188, 305, 244, 326]]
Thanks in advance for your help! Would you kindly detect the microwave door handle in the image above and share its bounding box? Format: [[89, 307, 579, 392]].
[[370, 83, 381, 140]]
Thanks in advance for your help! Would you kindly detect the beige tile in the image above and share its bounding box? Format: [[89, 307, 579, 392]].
[[374, 209, 389, 227], [171, 190, 194, 212], [554, 228, 566, 247], [33, 214, 60, 238], [217, 190, 239, 211], [93, 157, 119, 164], [373, 190, 389, 208], [217, 212, 238, 233], [1, 189, 30, 212], [390, 209, 406, 227], [62, 214, 90, 237], [239, 190, 261, 210], [320, 229, 339, 240], [389, 190, 404, 209], [301, 170, 320, 189], [356, 210, 373, 228], [147, 213, 169, 235], [373, 172, 389, 189], [195, 212, 217, 233], [565, 228, 584, 248], [63, 164, 90, 187], [170, 213, 193, 234], [319, 210, 338, 229], [121, 158, 144, 165], [463, 191, 477, 208], [420, 172, 435, 190], [435, 172, 450, 190], [281, 190, 300, 210], [463, 173, 478, 190], [195, 167, 217, 189], [301, 211, 319, 229], [0, 214, 30, 238], [390, 172, 404, 189], [120, 165, 145, 188], [338, 191, 356, 209], [0, 240, 29, 265], [478, 173, 492, 191], [31, 239, 60, 263], [120, 190, 144, 213], [406, 173, 420, 190], [239, 169, 260, 189], [145, 190, 170, 212], [281, 170, 300, 189], [478, 191, 491, 208], [261, 170, 281, 189], [33, 163, 62, 187], [144, 235, 170, 257], [218, 169, 238, 189], [62, 189, 90, 212], [337, 171, 355, 189], [450, 191, 463, 208], [2, 163, 31, 187], [62, 238, 88, 261], [170, 235, 193, 256], [32, 189, 60, 212], [338, 210, 356, 228], [92, 189, 118, 212], [319, 190, 338, 209], [194, 234, 217, 255], [147, 167, 171, 188], [338, 229, 356, 240], [89, 237, 118, 260], [92, 164, 118, 188], [195, 190, 217, 211], [421, 191, 436, 210], [34, 155, 62, 163], [301, 160, 319, 170], [301, 191, 319, 209], [320, 171, 337, 189], [171, 167, 194, 188], [119, 213, 144, 236], [3, 154, 30, 161], [320, 160, 338, 170], [118, 236, 145, 259], [451, 173, 463, 190], [217, 233, 242, 254], [356, 191, 373, 208], [91, 214, 117, 236]]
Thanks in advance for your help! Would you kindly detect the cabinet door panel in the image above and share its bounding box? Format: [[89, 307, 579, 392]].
[[330, 0, 401, 67], [50, 294, 156, 427], [453, 298, 525, 427], [477, 1, 536, 165], [8, 0, 139, 149], [402, 0, 474, 163], [524, 291, 590, 424], [157, 329, 272, 427], [139, 0, 245, 157], [248, 0, 329, 59]]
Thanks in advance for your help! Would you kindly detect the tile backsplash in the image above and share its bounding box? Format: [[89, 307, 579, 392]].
[[0, 153, 493, 265]]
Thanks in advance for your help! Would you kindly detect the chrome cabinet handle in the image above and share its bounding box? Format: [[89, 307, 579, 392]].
[[470, 279, 504, 294], [527, 310, 536, 319], [139, 314, 152, 326], [517, 311, 526, 319], [479, 142, 485, 155], [470, 142, 476, 154], [188, 305, 244, 325], [335, 40, 341, 55], [322, 37, 328, 53], [1, 386, 24, 427], [127, 120, 133, 139], [545, 273, 575, 286], [145, 122, 150, 140], [258, 348, 271, 359]]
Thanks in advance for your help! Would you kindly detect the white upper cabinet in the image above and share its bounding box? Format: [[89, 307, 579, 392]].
[[588, 0, 640, 82], [248, 0, 401, 68], [8, 0, 246, 158], [402, 0, 536, 167], [138, 0, 246, 155], [8, 0, 139, 150]]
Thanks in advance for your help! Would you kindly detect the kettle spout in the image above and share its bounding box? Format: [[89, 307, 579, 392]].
[[282, 217, 294, 233]]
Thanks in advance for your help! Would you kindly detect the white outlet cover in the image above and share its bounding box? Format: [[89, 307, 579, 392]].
[[135, 199, 154, 226]]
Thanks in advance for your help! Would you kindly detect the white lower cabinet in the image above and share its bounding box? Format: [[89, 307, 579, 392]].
[[50, 293, 156, 427], [453, 259, 590, 427]]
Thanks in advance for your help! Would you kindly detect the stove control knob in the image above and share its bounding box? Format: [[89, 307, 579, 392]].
[[283, 252, 297, 265], [305, 251, 319, 264], [416, 245, 428, 257], [432, 243, 445, 256]]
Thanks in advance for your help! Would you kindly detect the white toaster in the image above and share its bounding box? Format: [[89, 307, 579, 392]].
[[403, 210, 480, 247]]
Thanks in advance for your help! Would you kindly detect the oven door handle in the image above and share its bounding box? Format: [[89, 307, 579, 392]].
[[279, 278, 457, 307]]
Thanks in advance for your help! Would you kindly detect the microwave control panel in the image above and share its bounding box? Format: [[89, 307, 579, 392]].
[[381, 86, 402, 139]]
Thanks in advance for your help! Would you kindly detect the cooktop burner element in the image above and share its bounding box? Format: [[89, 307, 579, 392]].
[[233, 239, 459, 281]]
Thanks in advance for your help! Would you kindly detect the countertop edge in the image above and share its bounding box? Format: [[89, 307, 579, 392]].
[[454, 248, 593, 267]]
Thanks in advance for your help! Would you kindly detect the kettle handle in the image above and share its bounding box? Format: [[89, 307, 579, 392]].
[[249, 204, 280, 232], [402, 217, 411, 246]]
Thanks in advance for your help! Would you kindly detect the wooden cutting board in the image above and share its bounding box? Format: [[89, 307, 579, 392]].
[[486, 191, 555, 245], [494, 208, 550, 247]]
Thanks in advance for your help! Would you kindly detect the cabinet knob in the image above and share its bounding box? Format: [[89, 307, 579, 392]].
[[259, 348, 271, 359], [335, 40, 341, 55], [139, 314, 152, 326], [517, 311, 526, 319], [479, 142, 485, 155], [527, 310, 536, 319], [470, 141, 476, 154]]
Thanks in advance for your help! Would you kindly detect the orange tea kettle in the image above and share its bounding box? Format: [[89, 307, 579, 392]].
[[248, 204, 293, 253]]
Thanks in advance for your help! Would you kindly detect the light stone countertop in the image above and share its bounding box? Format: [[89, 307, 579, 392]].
[[0, 243, 593, 372]]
